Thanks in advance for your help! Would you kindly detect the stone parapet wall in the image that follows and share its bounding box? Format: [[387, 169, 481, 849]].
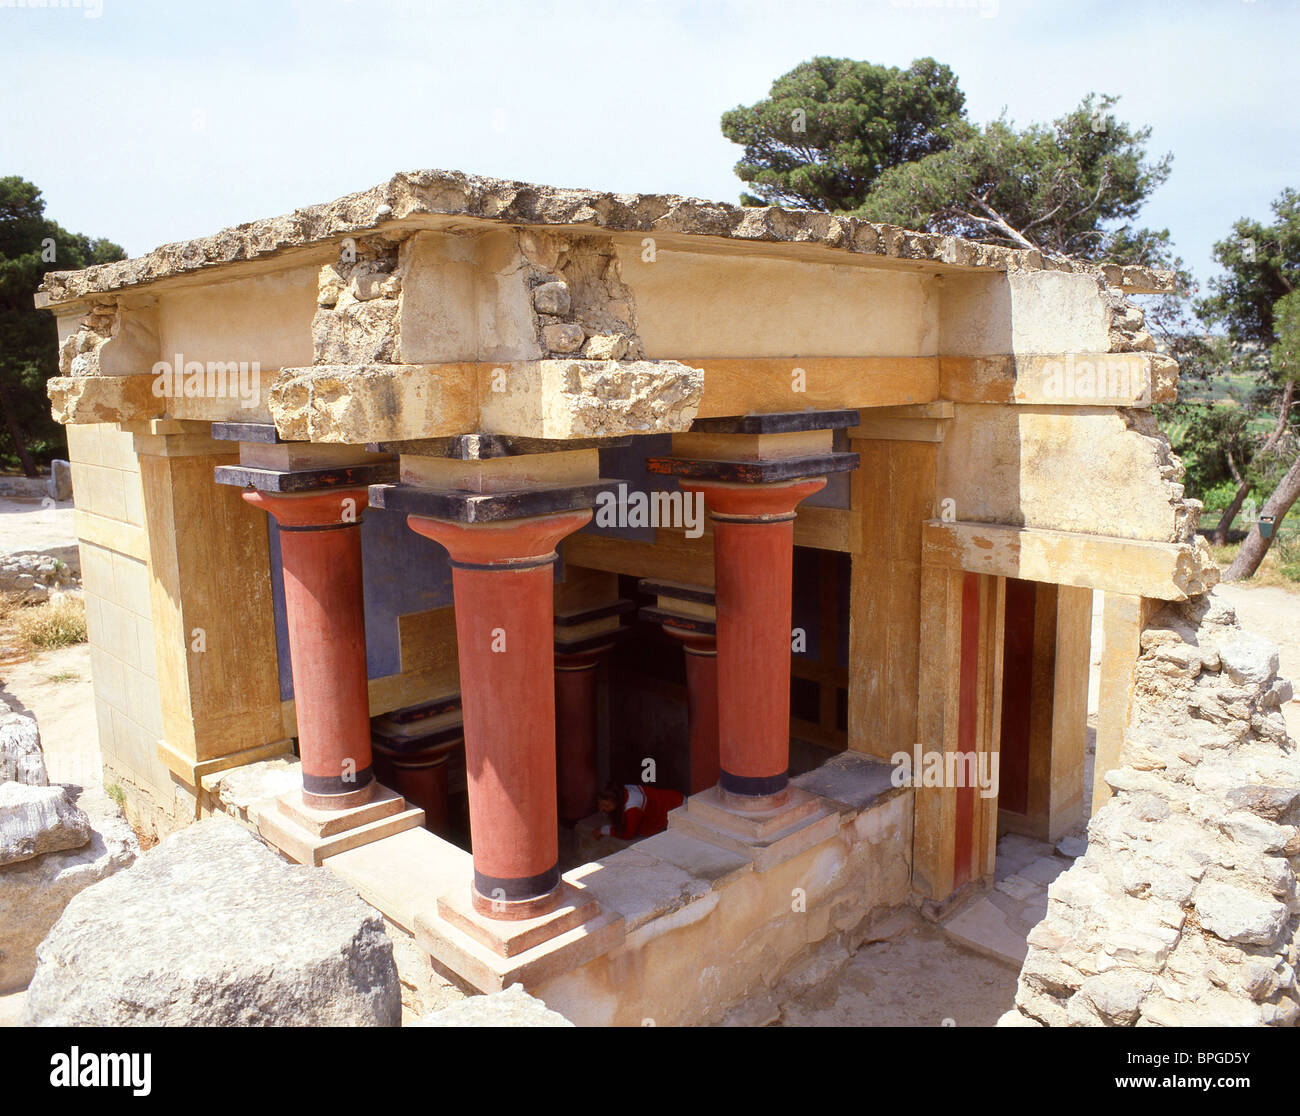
[[533, 755, 913, 1026], [202, 751, 915, 1027]]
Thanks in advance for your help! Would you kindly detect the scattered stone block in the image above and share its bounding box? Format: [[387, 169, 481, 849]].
[[22, 816, 400, 1026], [47, 459, 73, 502], [0, 700, 46, 786], [943, 897, 1028, 966], [0, 782, 90, 865], [0, 790, 136, 993], [0, 552, 78, 603], [1056, 835, 1087, 858]]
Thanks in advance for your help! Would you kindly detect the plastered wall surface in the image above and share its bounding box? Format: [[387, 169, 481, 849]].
[[620, 243, 940, 359]]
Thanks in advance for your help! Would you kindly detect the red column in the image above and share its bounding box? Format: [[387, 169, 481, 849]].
[[407, 509, 591, 919], [243, 488, 375, 810], [659, 624, 719, 794], [554, 644, 612, 825], [370, 731, 461, 837], [681, 478, 826, 810]]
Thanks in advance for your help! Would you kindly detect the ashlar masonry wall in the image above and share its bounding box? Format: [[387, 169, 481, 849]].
[[65, 424, 174, 821], [532, 755, 913, 1026]]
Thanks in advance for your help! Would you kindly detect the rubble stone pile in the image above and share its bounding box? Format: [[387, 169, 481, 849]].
[[1005, 594, 1300, 1026]]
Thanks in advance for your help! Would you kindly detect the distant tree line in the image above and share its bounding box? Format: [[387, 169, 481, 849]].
[[0, 176, 124, 475]]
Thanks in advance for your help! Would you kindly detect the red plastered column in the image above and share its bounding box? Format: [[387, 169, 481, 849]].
[[407, 509, 592, 919], [681, 478, 826, 810], [554, 644, 613, 825], [659, 623, 719, 794], [243, 487, 375, 809]]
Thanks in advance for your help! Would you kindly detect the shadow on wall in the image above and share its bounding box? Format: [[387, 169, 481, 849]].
[[266, 504, 456, 700]]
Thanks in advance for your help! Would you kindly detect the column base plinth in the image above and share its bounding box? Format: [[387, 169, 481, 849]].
[[299, 779, 377, 813], [667, 786, 839, 872], [258, 784, 424, 866], [468, 882, 561, 922], [718, 784, 792, 813], [413, 881, 623, 993], [442, 881, 599, 955]]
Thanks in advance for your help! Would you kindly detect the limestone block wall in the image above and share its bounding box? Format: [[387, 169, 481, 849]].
[[533, 767, 913, 1026], [65, 425, 174, 822], [935, 267, 1197, 548], [936, 405, 1201, 544]]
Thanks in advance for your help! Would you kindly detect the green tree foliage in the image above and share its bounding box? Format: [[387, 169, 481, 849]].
[[0, 177, 125, 474], [1273, 290, 1300, 383], [1192, 196, 1300, 580], [720, 57, 968, 212], [856, 94, 1173, 265], [1157, 341, 1249, 488], [1197, 190, 1300, 347]]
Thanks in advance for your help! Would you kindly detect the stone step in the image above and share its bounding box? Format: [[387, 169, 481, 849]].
[[259, 798, 424, 867], [414, 906, 624, 994], [669, 796, 840, 873]]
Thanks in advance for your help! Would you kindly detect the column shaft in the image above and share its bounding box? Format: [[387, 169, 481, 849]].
[[714, 515, 796, 795], [408, 510, 591, 918], [684, 478, 826, 807], [244, 488, 374, 808], [555, 649, 607, 824], [682, 643, 720, 793], [452, 560, 557, 900]]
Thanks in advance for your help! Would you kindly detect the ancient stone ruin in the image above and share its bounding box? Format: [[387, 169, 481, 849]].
[[1006, 596, 1298, 1026], [22, 168, 1296, 1025], [22, 816, 400, 1027], [0, 692, 137, 994]]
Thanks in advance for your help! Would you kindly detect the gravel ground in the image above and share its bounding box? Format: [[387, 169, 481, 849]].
[[776, 917, 1020, 1028]]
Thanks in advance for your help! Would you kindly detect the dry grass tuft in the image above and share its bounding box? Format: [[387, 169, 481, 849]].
[[13, 594, 87, 651]]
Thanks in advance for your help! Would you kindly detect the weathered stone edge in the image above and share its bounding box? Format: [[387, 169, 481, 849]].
[[36, 169, 1175, 306]]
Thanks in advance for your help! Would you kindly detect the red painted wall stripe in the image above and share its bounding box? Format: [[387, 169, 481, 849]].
[[953, 572, 981, 889]]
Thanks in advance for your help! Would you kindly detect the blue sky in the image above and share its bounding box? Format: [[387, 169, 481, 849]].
[[2, 0, 1295, 293]]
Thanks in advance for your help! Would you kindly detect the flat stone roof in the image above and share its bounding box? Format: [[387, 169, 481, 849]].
[[35, 168, 1173, 308]]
